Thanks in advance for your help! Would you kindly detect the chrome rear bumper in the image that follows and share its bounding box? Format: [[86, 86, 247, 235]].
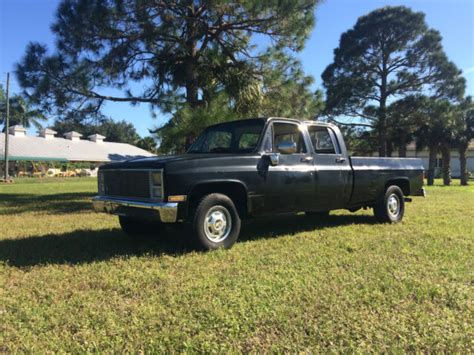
[[92, 196, 178, 223]]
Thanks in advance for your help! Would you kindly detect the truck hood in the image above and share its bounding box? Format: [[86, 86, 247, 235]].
[[100, 153, 252, 170]]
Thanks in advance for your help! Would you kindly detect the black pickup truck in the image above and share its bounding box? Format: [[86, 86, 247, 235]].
[[93, 117, 425, 250]]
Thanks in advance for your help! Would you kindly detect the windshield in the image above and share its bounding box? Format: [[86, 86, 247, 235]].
[[187, 119, 265, 154]]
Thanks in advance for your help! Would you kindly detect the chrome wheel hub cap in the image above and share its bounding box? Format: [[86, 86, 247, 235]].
[[204, 206, 232, 242], [387, 194, 400, 217]]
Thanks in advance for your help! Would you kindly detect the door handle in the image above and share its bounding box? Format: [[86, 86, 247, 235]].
[[335, 157, 346, 163], [301, 156, 314, 163]]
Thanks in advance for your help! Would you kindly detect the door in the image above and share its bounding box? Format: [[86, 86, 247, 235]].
[[260, 121, 315, 214], [307, 125, 352, 210]]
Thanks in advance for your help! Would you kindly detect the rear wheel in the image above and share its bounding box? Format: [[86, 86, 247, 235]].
[[374, 185, 405, 223], [190, 193, 241, 250], [119, 216, 163, 239]]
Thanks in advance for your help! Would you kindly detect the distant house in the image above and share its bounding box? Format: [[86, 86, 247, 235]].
[[398, 141, 474, 178], [0, 125, 155, 167]]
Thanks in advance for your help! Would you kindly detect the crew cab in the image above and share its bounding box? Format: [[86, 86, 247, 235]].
[[93, 117, 425, 250]]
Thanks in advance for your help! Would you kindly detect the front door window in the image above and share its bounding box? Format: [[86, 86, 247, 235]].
[[273, 122, 308, 153]]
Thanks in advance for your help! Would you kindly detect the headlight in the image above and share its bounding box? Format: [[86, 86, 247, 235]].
[[151, 172, 162, 185], [150, 171, 163, 199]]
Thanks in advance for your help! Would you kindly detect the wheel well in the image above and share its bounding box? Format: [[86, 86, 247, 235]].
[[385, 179, 410, 196], [188, 182, 248, 217]]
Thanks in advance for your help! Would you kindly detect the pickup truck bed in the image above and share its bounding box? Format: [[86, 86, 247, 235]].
[[350, 157, 425, 206]]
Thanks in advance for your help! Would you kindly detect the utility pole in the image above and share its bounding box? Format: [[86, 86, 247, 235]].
[[3, 72, 10, 181]]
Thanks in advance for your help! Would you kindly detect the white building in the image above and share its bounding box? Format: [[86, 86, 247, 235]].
[[0, 125, 154, 164], [401, 141, 474, 178]]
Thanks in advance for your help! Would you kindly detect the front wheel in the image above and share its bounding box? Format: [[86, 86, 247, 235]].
[[374, 185, 405, 223], [191, 193, 241, 250]]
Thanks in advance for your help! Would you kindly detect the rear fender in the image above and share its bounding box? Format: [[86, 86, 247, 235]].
[[385, 177, 410, 196]]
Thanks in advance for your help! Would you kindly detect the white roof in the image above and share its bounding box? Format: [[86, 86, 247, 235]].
[[88, 134, 106, 139], [10, 125, 26, 132], [39, 128, 58, 134], [64, 131, 83, 138], [0, 133, 155, 162]]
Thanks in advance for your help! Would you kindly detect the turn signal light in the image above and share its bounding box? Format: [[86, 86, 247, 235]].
[[168, 195, 187, 202]]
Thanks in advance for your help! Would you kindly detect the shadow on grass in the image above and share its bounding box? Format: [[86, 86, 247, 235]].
[[0, 192, 95, 215], [0, 228, 192, 267], [240, 213, 376, 243], [0, 214, 377, 267]]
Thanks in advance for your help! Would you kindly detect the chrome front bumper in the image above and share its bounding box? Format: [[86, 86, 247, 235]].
[[92, 196, 178, 223]]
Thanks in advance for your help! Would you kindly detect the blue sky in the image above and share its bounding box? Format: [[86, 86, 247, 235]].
[[1, 0, 473, 137]]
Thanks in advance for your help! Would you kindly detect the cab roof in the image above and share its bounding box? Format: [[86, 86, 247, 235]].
[[206, 117, 336, 129]]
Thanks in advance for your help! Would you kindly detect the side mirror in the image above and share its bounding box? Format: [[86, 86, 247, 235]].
[[277, 141, 297, 154]]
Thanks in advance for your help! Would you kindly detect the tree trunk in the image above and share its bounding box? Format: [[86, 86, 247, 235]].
[[184, 40, 199, 109], [378, 55, 388, 157], [386, 140, 393, 157], [185, 59, 199, 108], [459, 142, 469, 186], [441, 143, 451, 186], [378, 101, 387, 157], [183, 7, 199, 150], [427, 144, 437, 186], [398, 131, 407, 157], [184, 55, 198, 151]]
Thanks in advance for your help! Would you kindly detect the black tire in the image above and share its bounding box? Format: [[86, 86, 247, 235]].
[[190, 193, 241, 250], [374, 185, 405, 223], [305, 211, 330, 218], [119, 216, 163, 239]]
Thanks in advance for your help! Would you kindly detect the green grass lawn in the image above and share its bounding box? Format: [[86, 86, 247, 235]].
[[1, 178, 473, 352]]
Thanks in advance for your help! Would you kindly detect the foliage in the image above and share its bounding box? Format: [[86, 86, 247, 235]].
[[155, 93, 235, 153], [0, 89, 47, 131], [339, 126, 377, 156], [155, 50, 324, 153], [1, 179, 473, 352], [135, 136, 158, 154], [238, 50, 325, 118], [0, 84, 5, 130], [386, 95, 427, 156], [16, 0, 320, 119], [413, 97, 459, 185], [453, 96, 474, 185], [52, 117, 140, 144], [454, 96, 474, 147], [322, 6, 465, 156]]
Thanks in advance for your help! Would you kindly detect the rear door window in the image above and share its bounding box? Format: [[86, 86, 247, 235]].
[[238, 132, 260, 150], [207, 131, 232, 152]]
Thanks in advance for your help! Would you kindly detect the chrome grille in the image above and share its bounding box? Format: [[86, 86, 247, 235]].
[[100, 170, 160, 200]]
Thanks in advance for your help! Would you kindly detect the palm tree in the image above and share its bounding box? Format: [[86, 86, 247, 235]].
[[439, 106, 459, 186], [415, 98, 454, 186], [1, 94, 46, 131], [454, 97, 474, 185], [387, 95, 425, 157]]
